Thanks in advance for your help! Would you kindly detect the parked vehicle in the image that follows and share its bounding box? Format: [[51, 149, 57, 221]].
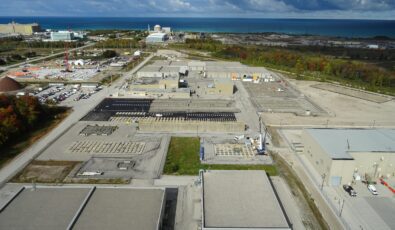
[[343, 185, 357, 197], [368, 184, 378, 195]]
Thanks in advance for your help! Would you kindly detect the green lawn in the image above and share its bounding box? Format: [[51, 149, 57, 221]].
[[163, 137, 278, 176]]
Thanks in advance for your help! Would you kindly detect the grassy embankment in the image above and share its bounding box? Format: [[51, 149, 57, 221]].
[[163, 137, 277, 176]]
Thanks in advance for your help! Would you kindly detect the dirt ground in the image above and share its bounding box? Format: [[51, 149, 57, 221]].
[[12, 161, 79, 183], [262, 79, 395, 128]]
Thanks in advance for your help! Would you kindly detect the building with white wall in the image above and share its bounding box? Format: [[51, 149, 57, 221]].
[[302, 129, 395, 186], [146, 33, 168, 43]]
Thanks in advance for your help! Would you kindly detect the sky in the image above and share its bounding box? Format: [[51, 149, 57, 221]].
[[1, 0, 395, 20]]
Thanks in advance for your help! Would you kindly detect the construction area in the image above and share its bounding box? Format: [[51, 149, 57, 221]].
[[5, 60, 101, 82], [6, 49, 395, 230], [0, 186, 166, 230]]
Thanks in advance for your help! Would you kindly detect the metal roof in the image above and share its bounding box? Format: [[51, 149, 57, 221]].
[[306, 129, 395, 160]]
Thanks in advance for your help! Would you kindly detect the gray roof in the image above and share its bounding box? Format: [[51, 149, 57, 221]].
[[74, 188, 165, 230], [306, 129, 395, 159], [0, 187, 90, 230], [0, 187, 165, 230], [202, 170, 290, 229]]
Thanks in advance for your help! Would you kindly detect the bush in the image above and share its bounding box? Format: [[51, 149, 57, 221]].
[[10, 54, 23, 60], [24, 51, 37, 58], [102, 50, 118, 58]]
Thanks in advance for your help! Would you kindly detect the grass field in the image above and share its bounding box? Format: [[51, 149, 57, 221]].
[[163, 137, 278, 176]]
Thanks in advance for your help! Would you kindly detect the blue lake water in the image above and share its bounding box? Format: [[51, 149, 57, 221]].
[[1, 17, 394, 38]]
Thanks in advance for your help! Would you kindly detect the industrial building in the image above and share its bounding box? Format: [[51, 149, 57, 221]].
[[50, 31, 85, 41], [0, 186, 166, 230], [302, 129, 395, 186], [0, 22, 41, 35], [137, 65, 183, 78], [127, 76, 191, 99], [201, 170, 291, 230], [50, 31, 74, 41], [146, 33, 168, 43]]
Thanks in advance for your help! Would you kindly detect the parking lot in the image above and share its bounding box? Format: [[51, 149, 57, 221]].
[[332, 181, 395, 230], [34, 84, 103, 105]]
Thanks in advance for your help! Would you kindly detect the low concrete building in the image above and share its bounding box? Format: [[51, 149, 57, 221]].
[[0, 186, 166, 230], [302, 129, 395, 186], [206, 66, 267, 82], [201, 170, 291, 230], [206, 79, 234, 96], [127, 87, 190, 99], [137, 65, 180, 78]]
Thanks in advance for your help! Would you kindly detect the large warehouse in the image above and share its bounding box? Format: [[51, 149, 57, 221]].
[[146, 33, 168, 43], [302, 129, 395, 186], [201, 170, 291, 230], [0, 186, 166, 230], [0, 22, 41, 35]]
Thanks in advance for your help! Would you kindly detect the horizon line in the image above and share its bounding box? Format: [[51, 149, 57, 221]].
[[0, 16, 394, 21]]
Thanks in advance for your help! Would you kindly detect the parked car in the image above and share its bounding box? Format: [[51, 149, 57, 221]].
[[343, 185, 357, 197], [368, 184, 378, 195]]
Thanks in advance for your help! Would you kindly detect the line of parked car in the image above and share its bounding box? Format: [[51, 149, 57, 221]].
[[343, 184, 378, 197]]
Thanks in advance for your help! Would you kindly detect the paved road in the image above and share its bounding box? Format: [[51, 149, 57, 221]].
[[0, 42, 96, 71], [0, 53, 154, 188]]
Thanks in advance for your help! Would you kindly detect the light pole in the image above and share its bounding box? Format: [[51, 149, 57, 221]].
[[339, 198, 345, 217], [321, 173, 326, 191], [373, 162, 379, 179]]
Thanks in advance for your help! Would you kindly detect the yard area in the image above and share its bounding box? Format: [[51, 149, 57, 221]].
[[12, 160, 79, 183], [163, 137, 278, 176]]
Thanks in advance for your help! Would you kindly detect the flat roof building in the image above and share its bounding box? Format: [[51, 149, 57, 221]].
[[302, 129, 395, 186], [0, 186, 166, 230], [202, 170, 291, 230]]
